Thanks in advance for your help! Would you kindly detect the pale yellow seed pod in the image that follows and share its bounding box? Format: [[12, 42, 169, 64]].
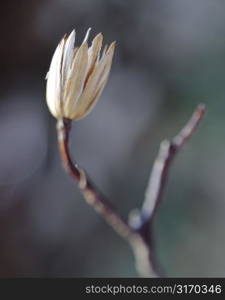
[[46, 28, 115, 120]]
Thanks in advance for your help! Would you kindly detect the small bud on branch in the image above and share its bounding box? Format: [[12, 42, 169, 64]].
[[46, 28, 115, 120]]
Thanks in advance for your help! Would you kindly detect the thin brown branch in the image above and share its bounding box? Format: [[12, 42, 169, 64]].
[[57, 118, 159, 277], [57, 118, 132, 239], [56, 104, 205, 278], [140, 104, 206, 227]]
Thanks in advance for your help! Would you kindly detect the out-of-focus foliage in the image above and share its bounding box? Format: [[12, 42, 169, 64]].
[[0, 0, 225, 277]]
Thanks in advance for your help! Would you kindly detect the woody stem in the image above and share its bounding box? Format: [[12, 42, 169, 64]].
[[57, 118, 159, 277]]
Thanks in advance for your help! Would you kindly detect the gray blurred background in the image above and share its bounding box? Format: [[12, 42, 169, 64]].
[[0, 0, 225, 277]]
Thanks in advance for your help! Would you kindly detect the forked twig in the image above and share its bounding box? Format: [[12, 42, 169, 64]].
[[56, 104, 205, 277], [141, 104, 206, 225], [57, 118, 159, 277]]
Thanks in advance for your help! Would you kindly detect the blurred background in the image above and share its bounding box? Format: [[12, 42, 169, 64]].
[[0, 0, 225, 277]]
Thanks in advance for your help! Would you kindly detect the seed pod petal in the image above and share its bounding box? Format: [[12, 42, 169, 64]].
[[87, 33, 103, 75], [62, 30, 76, 84], [46, 38, 65, 118], [73, 42, 115, 119], [64, 42, 89, 117]]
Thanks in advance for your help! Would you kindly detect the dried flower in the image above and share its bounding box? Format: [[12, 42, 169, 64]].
[[46, 28, 115, 120]]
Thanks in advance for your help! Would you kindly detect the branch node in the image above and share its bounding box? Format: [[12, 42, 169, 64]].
[[140, 104, 206, 235], [128, 208, 142, 230], [77, 167, 87, 190]]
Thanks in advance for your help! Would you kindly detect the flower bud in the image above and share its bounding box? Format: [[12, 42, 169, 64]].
[[46, 28, 115, 120]]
